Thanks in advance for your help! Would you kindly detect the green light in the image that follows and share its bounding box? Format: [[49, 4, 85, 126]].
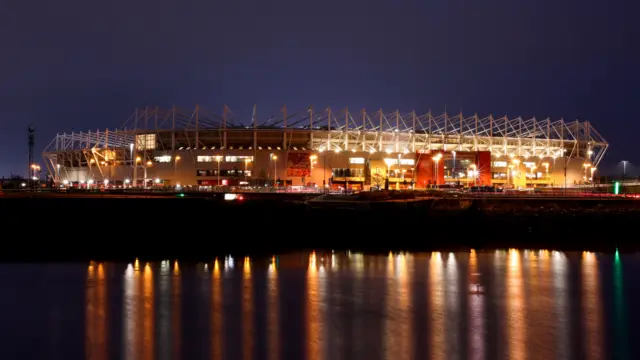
[[614, 181, 620, 195], [177, 193, 185, 197]]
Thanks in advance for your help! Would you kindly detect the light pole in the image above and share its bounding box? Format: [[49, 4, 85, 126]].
[[134, 156, 140, 188], [129, 143, 134, 182], [621, 160, 628, 193], [145, 160, 152, 188], [56, 164, 61, 185], [309, 154, 317, 188], [272, 154, 278, 188], [432, 153, 442, 188], [174, 155, 181, 180], [583, 163, 591, 185], [512, 158, 520, 189], [244, 158, 251, 185], [469, 163, 477, 186], [216, 156, 222, 187], [552, 156, 557, 186], [452, 150, 457, 184]]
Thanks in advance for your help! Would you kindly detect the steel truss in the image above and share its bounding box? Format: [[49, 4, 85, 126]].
[[42, 105, 608, 180]]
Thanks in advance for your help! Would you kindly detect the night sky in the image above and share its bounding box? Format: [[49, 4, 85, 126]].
[[1, 0, 637, 177]]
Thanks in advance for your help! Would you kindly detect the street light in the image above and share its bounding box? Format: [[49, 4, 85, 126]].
[[432, 153, 442, 188], [129, 143, 134, 181], [174, 155, 181, 178], [309, 154, 318, 187], [542, 162, 549, 183], [244, 158, 251, 184], [216, 156, 222, 187], [468, 163, 477, 186], [583, 162, 591, 184], [272, 154, 278, 188], [452, 150, 457, 183]]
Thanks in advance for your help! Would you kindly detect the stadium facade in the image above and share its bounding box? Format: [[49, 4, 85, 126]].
[[42, 105, 608, 190]]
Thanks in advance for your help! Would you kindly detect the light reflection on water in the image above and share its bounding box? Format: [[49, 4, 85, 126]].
[[582, 252, 603, 360], [14, 250, 636, 360]]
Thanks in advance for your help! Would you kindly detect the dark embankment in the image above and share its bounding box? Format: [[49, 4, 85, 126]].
[[0, 195, 639, 260]]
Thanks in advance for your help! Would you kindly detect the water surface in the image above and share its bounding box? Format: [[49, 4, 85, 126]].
[[0, 251, 638, 360]]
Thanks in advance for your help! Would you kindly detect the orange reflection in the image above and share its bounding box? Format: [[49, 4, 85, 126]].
[[123, 263, 140, 360], [86, 262, 107, 360], [243, 257, 254, 360], [385, 253, 412, 360], [533, 250, 554, 359], [158, 261, 171, 360], [307, 252, 323, 360], [468, 251, 484, 360], [582, 252, 603, 360], [267, 258, 279, 360], [430, 252, 445, 360], [506, 249, 525, 360], [212, 259, 223, 360], [551, 252, 569, 359], [141, 264, 154, 360], [445, 253, 460, 359], [172, 261, 181, 360]]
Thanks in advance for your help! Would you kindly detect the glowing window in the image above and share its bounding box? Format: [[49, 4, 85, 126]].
[[135, 134, 156, 150]]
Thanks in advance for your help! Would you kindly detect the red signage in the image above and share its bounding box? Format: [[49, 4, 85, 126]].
[[287, 153, 311, 177]]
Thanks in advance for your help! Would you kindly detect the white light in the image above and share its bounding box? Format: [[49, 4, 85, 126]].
[[20, 183, 26, 187], [62, 180, 69, 185], [103, 179, 109, 185], [175, 184, 182, 189], [154, 178, 161, 184], [124, 179, 130, 184], [88, 179, 94, 185]]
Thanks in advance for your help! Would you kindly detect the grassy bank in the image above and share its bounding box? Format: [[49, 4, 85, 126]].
[[0, 196, 638, 260]]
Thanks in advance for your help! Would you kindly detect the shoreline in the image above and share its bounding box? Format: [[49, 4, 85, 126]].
[[1, 195, 638, 261]]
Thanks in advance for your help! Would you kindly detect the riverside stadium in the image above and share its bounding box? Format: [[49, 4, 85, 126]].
[[42, 105, 608, 190]]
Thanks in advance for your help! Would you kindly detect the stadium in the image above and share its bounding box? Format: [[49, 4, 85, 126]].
[[42, 105, 608, 190]]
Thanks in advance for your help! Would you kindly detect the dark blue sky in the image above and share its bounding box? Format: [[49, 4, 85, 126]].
[[1, 0, 637, 176]]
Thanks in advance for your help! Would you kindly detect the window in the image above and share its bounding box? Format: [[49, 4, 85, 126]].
[[332, 168, 364, 177], [197, 155, 223, 163], [493, 161, 507, 167], [154, 155, 172, 163], [225, 155, 253, 162], [135, 134, 156, 150], [382, 158, 415, 166], [349, 157, 365, 164], [196, 169, 252, 177]]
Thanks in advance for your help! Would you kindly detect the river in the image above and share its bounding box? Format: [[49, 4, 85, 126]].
[[0, 251, 637, 360]]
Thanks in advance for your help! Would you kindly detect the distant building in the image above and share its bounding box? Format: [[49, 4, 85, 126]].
[[42, 106, 607, 189]]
